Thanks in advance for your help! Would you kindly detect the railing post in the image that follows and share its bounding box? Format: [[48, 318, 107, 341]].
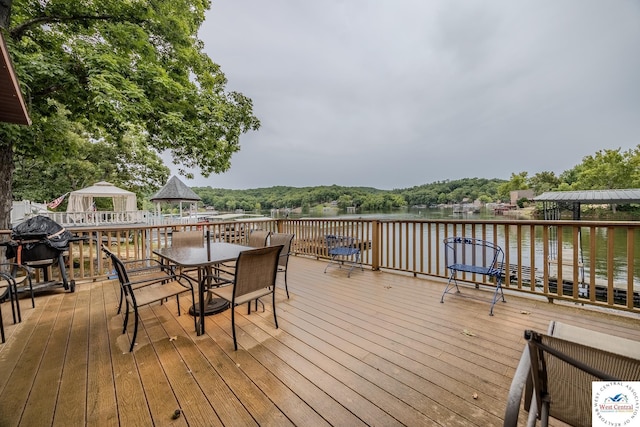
[[371, 220, 380, 271]]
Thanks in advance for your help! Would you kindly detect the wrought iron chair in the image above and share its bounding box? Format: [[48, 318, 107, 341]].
[[269, 233, 294, 298], [441, 237, 505, 315], [208, 245, 282, 350], [102, 245, 197, 352], [323, 235, 362, 277]]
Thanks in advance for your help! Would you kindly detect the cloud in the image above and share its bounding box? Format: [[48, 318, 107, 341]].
[[176, 0, 640, 190]]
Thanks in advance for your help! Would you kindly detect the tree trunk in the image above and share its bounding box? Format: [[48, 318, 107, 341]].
[[0, 142, 14, 230], [0, 0, 14, 29]]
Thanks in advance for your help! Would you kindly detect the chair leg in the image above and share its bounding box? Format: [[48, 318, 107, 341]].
[[130, 309, 139, 352], [231, 306, 238, 351], [27, 276, 35, 308], [284, 270, 289, 299], [489, 279, 506, 316], [0, 303, 5, 344], [441, 273, 460, 303], [117, 287, 124, 314], [123, 302, 130, 333], [324, 255, 335, 274], [272, 291, 278, 329], [8, 279, 20, 324], [192, 302, 197, 335]]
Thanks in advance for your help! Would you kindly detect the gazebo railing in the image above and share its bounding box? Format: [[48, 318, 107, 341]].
[[25, 211, 148, 226]]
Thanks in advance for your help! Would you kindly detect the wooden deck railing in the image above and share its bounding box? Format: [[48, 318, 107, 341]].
[[2, 217, 638, 313]]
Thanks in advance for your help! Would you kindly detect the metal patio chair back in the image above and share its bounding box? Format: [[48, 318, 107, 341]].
[[504, 321, 640, 426], [269, 233, 294, 298], [171, 230, 204, 247], [208, 245, 282, 350], [248, 229, 270, 248]]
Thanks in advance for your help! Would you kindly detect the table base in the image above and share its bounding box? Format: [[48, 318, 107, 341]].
[[189, 298, 229, 316]]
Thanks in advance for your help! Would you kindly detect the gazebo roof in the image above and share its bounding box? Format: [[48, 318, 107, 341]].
[[532, 189, 640, 204], [70, 181, 135, 197], [150, 176, 201, 202]]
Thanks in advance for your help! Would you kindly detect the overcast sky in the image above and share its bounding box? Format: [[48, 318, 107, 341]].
[[179, 0, 640, 190]]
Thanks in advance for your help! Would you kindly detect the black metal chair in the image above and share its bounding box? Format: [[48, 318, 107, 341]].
[[247, 229, 270, 248], [0, 272, 19, 344], [504, 321, 640, 426], [110, 256, 174, 315], [208, 245, 282, 351], [269, 233, 294, 298], [0, 262, 35, 343], [102, 245, 197, 352]]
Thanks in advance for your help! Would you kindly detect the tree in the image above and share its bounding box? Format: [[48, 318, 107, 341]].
[[570, 147, 639, 190], [0, 0, 260, 227], [497, 172, 529, 201], [528, 171, 560, 195]]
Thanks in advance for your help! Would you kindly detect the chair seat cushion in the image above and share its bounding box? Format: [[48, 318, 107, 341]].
[[129, 281, 192, 307], [210, 286, 273, 306], [329, 247, 359, 256], [448, 263, 497, 276], [0, 275, 28, 288]]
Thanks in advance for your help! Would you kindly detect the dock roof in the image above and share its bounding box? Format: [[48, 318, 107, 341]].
[[532, 189, 640, 204]]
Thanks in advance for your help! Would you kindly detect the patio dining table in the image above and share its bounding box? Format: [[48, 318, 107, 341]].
[[153, 242, 251, 335]]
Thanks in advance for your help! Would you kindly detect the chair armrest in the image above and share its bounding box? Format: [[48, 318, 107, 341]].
[[504, 346, 532, 427], [123, 258, 175, 276], [201, 273, 234, 288], [0, 262, 34, 276], [126, 271, 174, 287], [0, 263, 34, 289]]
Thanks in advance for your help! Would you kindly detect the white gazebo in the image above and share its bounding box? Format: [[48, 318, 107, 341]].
[[150, 176, 202, 221], [67, 181, 144, 224], [67, 181, 137, 213]]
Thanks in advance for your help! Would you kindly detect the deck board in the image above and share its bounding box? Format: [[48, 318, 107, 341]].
[[53, 286, 90, 427], [1, 255, 639, 426]]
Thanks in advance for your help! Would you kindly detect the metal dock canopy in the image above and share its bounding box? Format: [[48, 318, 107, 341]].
[[532, 188, 640, 220]]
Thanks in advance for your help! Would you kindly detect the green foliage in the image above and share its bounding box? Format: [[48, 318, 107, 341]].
[[497, 172, 529, 201], [400, 178, 505, 206], [568, 147, 640, 190], [2, 0, 638, 221], [1, 0, 259, 224], [192, 179, 504, 213], [528, 171, 560, 194], [190, 145, 640, 213], [194, 185, 395, 212]]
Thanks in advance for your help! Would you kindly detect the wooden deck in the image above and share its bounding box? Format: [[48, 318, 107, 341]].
[[1, 256, 639, 426]]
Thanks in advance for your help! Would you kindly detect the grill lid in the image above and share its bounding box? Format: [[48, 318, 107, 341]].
[[11, 215, 73, 248]]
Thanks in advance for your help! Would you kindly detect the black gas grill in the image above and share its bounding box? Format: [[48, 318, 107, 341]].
[[5, 216, 78, 293]]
